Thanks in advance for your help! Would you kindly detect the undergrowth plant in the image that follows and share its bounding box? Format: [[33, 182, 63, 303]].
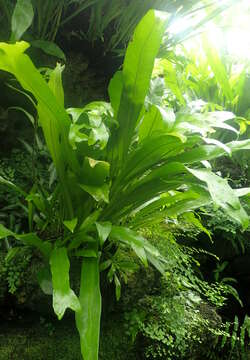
[[123, 225, 228, 359], [0, 10, 250, 360], [0, 0, 237, 55]]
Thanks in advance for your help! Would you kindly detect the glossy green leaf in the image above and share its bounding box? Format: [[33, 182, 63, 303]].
[[0, 41, 77, 219], [68, 102, 111, 150], [139, 105, 175, 142], [76, 257, 101, 360], [48, 63, 65, 106], [88, 122, 109, 150], [80, 183, 109, 203], [75, 249, 97, 258], [110, 226, 163, 269], [0, 224, 52, 259], [95, 221, 112, 247], [110, 226, 147, 266], [11, 0, 34, 41], [0, 223, 13, 239], [188, 168, 249, 229], [169, 139, 250, 165], [50, 247, 81, 320], [64, 218, 78, 233], [31, 40, 66, 61], [18, 233, 52, 259], [109, 10, 170, 167], [108, 70, 123, 118]]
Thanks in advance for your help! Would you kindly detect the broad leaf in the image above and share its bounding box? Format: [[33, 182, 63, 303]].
[[0, 224, 51, 259], [188, 168, 249, 229], [139, 105, 175, 142], [0, 223, 13, 239], [110, 226, 163, 270], [95, 221, 112, 247], [50, 248, 81, 320], [0, 41, 78, 219], [109, 10, 170, 168], [76, 257, 101, 360], [31, 40, 66, 61], [11, 0, 34, 41], [108, 71, 123, 118], [64, 218, 78, 233]]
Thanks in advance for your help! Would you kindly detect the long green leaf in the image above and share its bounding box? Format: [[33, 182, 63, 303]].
[[50, 247, 81, 320], [11, 0, 34, 41], [0, 223, 52, 259], [76, 257, 101, 360], [109, 9, 170, 169], [0, 41, 79, 218]]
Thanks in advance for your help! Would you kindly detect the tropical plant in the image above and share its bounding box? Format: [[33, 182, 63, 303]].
[[0, 0, 238, 55], [0, 9, 250, 360]]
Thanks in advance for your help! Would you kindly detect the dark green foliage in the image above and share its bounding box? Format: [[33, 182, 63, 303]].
[[0, 5, 249, 360], [120, 227, 227, 359]]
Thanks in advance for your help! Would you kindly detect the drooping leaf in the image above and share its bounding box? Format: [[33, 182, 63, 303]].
[[110, 226, 163, 270], [8, 106, 35, 126], [79, 157, 110, 202], [0, 223, 14, 239], [182, 212, 212, 240], [0, 175, 27, 196], [187, 168, 249, 229], [48, 63, 65, 106], [80, 183, 109, 203], [76, 257, 101, 360], [11, 0, 34, 41], [37, 267, 53, 295], [63, 218, 78, 233], [139, 105, 175, 142], [0, 224, 52, 259], [0, 41, 77, 219], [31, 40, 66, 61], [50, 247, 81, 320], [18, 233, 52, 259], [95, 221, 112, 247]]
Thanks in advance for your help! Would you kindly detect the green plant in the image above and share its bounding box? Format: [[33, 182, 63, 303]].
[[122, 226, 229, 360], [0, 246, 32, 295], [0, 0, 237, 56], [214, 315, 250, 360], [0, 10, 250, 360]]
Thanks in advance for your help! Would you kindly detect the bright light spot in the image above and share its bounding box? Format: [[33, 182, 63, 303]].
[[169, 1, 250, 61], [226, 29, 250, 59]]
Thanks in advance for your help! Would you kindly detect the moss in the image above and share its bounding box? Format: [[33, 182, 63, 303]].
[[0, 320, 81, 360], [0, 314, 135, 360]]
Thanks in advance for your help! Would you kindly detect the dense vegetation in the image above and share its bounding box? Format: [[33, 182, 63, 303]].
[[0, 0, 250, 359]]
